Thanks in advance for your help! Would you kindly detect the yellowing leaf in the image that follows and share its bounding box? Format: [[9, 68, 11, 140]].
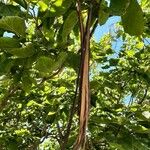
[[27, 100, 35, 107], [15, 129, 30, 136], [141, 0, 150, 11], [58, 86, 66, 94], [126, 50, 135, 57], [38, 1, 48, 11], [136, 42, 144, 49], [53, 0, 63, 7], [48, 112, 56, 116], [27, 100, 43, 107]]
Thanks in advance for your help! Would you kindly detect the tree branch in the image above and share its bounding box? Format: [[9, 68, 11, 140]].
[[73, 4, 92, 150], [77, 0, 84, 45]]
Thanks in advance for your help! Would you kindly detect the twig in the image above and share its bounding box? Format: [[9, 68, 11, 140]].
[[57, 122, 64, 140], [138, 87, 148, 104], [144, 38, 150, 45], [90, 19, 98, 37], [60, 57, 81, 150]]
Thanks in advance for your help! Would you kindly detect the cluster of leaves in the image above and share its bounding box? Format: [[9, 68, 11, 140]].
[[89, 35, 150, 149], [0, 0, 149, 149]]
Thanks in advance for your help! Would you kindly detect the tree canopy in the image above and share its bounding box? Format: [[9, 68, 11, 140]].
[[0, 0, 150, 149]]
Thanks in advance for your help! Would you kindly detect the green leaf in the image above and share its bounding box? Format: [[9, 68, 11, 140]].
[[0, 16, 26, 37], [110, 143, 125, 150], [109, 58, 119, 66], [0, 37, 21, 48], [65, 52, 80, 71], [121, 0, 144, 35], [35, 52, 67, 76], [110, 0, 130, 15], [98, 3, 110, 25], [35, 56, 55, 74], [114, 135, 133, 150], [46, 112, 56, 123], [0, 2, 21, 16], [7, 141, 18, 150], [62, 10, 78, 43], [0, 58, 14, 74], [131, 125, 150, 133], [0, 28, 4, 36], [133, 140, 150, 150], [49, 0, 72, 17], [98, 9, 109, 25], [53, 52, 68, 69], [22, 75, 33, 92], [6, 44, 35, 58]]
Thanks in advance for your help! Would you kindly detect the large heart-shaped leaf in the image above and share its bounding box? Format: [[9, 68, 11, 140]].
[[35, 52, 67, 76], [98, 3, 110, 25], [110, 0, 130, 16], [0, 16, 26, 37], [121, 0, 144, 35], [0, 37, 21, 48]]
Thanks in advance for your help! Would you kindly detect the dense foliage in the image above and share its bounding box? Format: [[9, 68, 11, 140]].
[[0, 0, 150, 149]]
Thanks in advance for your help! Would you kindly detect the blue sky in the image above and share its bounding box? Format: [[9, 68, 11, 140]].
[[94, 16, 123, 55], [94, 15, 150, 55], [94, 16, 121, 41]]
